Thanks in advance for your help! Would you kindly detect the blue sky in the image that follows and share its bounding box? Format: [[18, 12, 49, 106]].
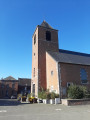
[[0, 0, 90, 79]]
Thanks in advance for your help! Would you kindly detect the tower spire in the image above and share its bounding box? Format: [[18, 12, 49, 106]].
[[41, 20, 53, 29]]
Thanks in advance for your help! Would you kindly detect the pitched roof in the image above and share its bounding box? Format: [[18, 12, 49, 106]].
[[41, 20, 53, 29], [4, 76, 16, 80], [47, 49, 90, 65], [18, 78, 31, 86]]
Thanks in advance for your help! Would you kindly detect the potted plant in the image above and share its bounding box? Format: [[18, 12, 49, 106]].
[[33, 98, 37, 103], [46, 92, 51, 104], [55, 94, 60, 104], [22, 96, 27, 102], [50, 92, 55, 104], [28, 96, 36, 103], [38, 89, 48, 104], [42, 92, 47, 104]]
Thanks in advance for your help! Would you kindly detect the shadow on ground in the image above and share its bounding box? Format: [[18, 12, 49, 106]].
[[0, 99, 22, 106]]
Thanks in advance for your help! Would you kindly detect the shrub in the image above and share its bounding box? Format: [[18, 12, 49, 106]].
[[42, 92, 47, 99], [51, 92, 56, 99], [55, 93, 59, 98], [38, 89, 60, 99], [46, 92, 51, 99], [68, 85, 87, 99], [38, 89, 47, 99], [38, 89, 51, 99], [85, 94, 90, 98]]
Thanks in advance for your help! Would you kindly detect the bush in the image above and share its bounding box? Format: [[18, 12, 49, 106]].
[[38, 89, 51, 99], [85, 94, 90, 98], [42, 92, 47, 99], [68, 85, 87, 99], [46, 92, 51, 99], [51, 92, 56, 99], [55, 93, 59, 98], [38, 89, 60, 99], [38, 89, 46, 99]]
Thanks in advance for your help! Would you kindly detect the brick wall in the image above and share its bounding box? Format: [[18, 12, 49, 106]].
[[31, 26, 39, 96], [0, 81, 18, 98], [60, 63, 90, 87], [46, 52, 59, 93], [31, 25, 59, 96], [45, 58, 90, 98], [60, 63, 90, 97]]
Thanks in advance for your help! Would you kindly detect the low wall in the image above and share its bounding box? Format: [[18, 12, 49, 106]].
[[61, 99, 90, 106]]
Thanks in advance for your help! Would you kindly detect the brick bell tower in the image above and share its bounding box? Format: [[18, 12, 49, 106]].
[[31, 21, 59, 97]]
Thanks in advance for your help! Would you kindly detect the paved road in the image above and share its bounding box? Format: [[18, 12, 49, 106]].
[[0, 99, 90, 120]]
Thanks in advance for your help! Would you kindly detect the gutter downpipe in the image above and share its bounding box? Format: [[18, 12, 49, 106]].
[[57, 62, 62, 103]]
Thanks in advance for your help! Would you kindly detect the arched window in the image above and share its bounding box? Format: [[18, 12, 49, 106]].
[[46, 31, 51, 41], [80, 68, 87, 84]]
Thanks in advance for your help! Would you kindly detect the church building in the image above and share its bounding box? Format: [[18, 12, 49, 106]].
[[31, 21, 90, 98]]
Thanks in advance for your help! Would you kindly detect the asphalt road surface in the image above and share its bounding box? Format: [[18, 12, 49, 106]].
[[0, 99, 90, 120]]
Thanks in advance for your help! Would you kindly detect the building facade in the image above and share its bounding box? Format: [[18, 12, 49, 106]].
[[18, 78, 31, 95], [31, 21, 59, 96], [46, 50, 90, 98], [0, 76, 18, 98], [31, 21, 90, 98], [0, 76, 31, 99]]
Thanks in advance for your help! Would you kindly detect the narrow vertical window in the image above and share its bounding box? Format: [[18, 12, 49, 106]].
[[80, 68, 87, 84], [34, 34, 36, 45], [51, 71, 53, 76], [46, 31, 51, 41], [34, 68, 35, 77], [12, 84, 15, 89], [6, 84, 9, 89]]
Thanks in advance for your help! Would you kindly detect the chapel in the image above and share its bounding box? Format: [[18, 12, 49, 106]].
[[31, 21, 90, 98]]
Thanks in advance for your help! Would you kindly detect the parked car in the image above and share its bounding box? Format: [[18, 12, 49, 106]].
[[11, 95, 17, 99], [37, 99, 43, 103]]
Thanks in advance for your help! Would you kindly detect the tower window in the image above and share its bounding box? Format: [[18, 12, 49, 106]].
[[46, 31, 51, 41], [51, 71, 53, 76], [34, 68, 35, 77], [34, 34, 36, 45], [80, 68, 87, 84]]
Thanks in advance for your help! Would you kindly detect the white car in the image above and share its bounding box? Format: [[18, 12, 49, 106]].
[[11, 95, 17, 99]]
